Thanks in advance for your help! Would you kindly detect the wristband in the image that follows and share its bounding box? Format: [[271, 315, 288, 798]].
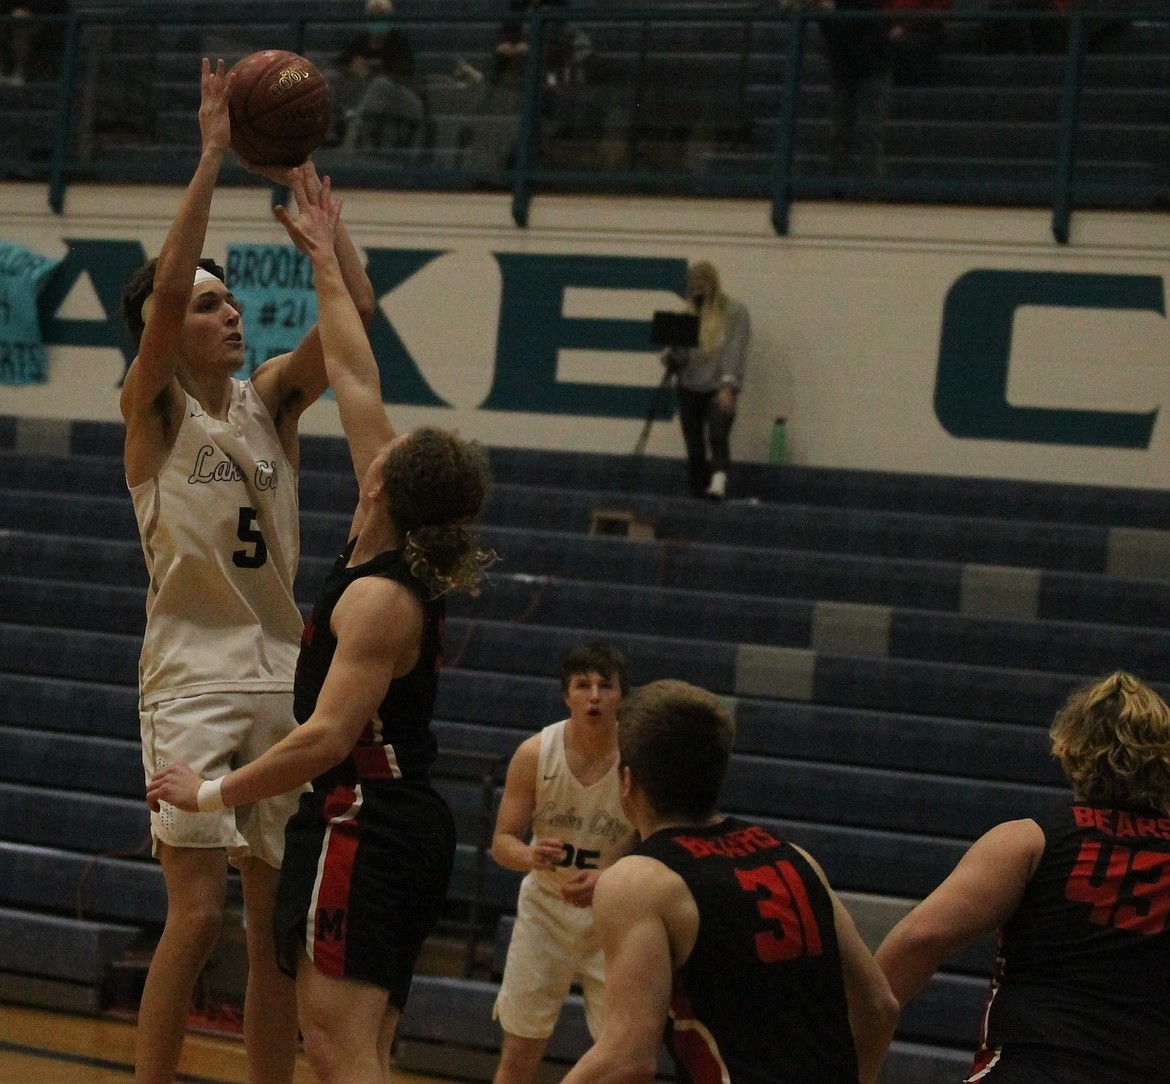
[[197, 777, 227, 813]]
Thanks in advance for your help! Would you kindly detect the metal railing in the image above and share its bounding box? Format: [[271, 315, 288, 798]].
[[0, 5, 1166, 242]]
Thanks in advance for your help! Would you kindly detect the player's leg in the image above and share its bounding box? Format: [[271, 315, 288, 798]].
[[494, 1032, 551, 1084], [297, 953, 392, 1084], [376, 1002, 402, 1081], [233, 690, 303, 1083], [238, 856, 298, 1084], [134, 844, 228, 1084], [493, 881, 586, 1084], [578, 941, 607, 1043]]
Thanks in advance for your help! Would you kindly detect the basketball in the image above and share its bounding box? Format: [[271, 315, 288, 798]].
[[227, 50, 333, 167]]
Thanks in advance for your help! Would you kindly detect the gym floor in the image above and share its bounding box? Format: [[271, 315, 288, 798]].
[[0, 1004, 454, 1084]]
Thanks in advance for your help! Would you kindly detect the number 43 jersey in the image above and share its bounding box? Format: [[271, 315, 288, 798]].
[[130, 380, 302, 707], [982, 800, 1170, 1082], [638, 817, 859, 1084]]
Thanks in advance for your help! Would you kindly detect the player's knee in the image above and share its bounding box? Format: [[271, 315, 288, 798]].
[[301, 1023, 356, 1083], [300, 1036, 336, 1081], [166, 896, 224, 949]]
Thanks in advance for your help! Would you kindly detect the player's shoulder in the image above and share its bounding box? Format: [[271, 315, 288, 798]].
[[506, 730, 545, 776], [335, 570, 423, 639], [598, 853, 686, 905], [594, 855, 696, 949]]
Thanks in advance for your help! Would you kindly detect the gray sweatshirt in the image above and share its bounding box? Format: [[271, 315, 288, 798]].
[[670, 298, 751, 394]]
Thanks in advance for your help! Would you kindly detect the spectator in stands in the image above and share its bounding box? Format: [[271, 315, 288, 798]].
[[885, 0, 951, 85], [815, 0, 893, 179], [148, 160, 494, 1084], [492, 0, 583, 91], [490, 641, 636, 1084], [662, 260, 750, 500], [876, 670, 1170, 1084], [0, 0, 66, 86], [464, 0, 586, 175], [322, 36, 379, 148], [559, 679, 899, 1084], [326, 0, 427, 151], [118, 61, 375, 1084]]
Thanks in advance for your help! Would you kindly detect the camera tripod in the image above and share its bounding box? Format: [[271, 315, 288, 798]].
[[633, 361, 677, 456]]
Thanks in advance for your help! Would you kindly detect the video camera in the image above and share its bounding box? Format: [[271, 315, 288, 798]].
[[651, 310, 699, 350]]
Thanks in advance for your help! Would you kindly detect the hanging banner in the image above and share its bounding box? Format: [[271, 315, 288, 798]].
[[224, 243, 318, 377], [0, 240, 62, 386]]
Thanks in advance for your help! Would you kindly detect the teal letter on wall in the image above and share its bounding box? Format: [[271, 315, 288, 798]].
[[41, 239, 148, 379], [364, 248, 450, 407], [483, 253, 687, 417], [936, 270, 1163, 447]]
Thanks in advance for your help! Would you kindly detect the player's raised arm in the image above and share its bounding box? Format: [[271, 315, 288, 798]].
[[248, 156, 376, 451], [121, 58, 233, 483], [273, 162, 393, 494]]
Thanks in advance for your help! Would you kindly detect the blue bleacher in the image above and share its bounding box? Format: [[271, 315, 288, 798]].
[[2, 414, 1169, 1083], [4, 3, 1166, 211]]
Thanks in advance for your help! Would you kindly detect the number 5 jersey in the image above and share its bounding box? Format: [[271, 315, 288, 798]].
[[976, 799, 1170, 1082], [637, 816, 859, 1084], [129, 380, 302, 707]]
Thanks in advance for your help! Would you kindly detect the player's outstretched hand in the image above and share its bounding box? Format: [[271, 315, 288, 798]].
[[198, 57, 233, 157], [239, 155, 323, 192], [146, 761, 203, 813], [273, 163, 341, 259]]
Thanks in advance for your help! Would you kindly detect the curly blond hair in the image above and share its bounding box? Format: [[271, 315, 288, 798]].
[[383, 427, 495, 597], [1050, 671, 1170, 811]]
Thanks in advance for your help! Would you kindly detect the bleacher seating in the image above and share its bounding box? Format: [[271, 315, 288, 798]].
[[2, 411, 1169, 1083], [1, 3, 1166, 207]]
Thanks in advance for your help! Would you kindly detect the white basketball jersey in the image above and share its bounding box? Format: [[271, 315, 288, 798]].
[[529, 720, 636, 891], [131, 379, 303, 707]]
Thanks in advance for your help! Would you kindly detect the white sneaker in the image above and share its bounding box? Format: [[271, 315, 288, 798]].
[[705, 470, 727, 500]]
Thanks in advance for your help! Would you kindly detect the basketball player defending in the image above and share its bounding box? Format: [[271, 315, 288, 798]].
[[562, 680, 899, 1084], [491, 643, 637, 1084], [120, 60, 374, 1084]]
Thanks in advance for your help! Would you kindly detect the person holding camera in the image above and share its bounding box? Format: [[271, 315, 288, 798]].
[[662, 261, 751, 500]]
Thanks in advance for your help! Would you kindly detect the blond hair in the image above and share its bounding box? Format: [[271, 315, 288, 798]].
[[686, 261, 730, 356], [1050, 671, 1170, 811]]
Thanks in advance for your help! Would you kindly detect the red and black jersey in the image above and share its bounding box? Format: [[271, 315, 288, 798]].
[[638, 817, 859, 1084], [293, 539, 445, 786], [979, 800, 1170, 1082]]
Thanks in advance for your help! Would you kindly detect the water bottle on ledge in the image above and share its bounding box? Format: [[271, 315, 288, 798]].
[[769, 417, 786, 465]]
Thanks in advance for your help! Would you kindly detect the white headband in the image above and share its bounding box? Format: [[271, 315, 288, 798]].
[[140, 267, 221, 326]]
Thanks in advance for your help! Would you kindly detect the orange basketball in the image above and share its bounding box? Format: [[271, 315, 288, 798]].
[[227, 50, 333, 167]]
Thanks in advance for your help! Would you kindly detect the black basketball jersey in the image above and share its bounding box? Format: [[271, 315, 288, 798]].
[[637, 817, 860, 1084], [980, 800, 1170, 1082], [293, 540, 445, 786]]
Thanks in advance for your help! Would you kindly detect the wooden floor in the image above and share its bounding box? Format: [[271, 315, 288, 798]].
[[0, 1004, 455, 1084]]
